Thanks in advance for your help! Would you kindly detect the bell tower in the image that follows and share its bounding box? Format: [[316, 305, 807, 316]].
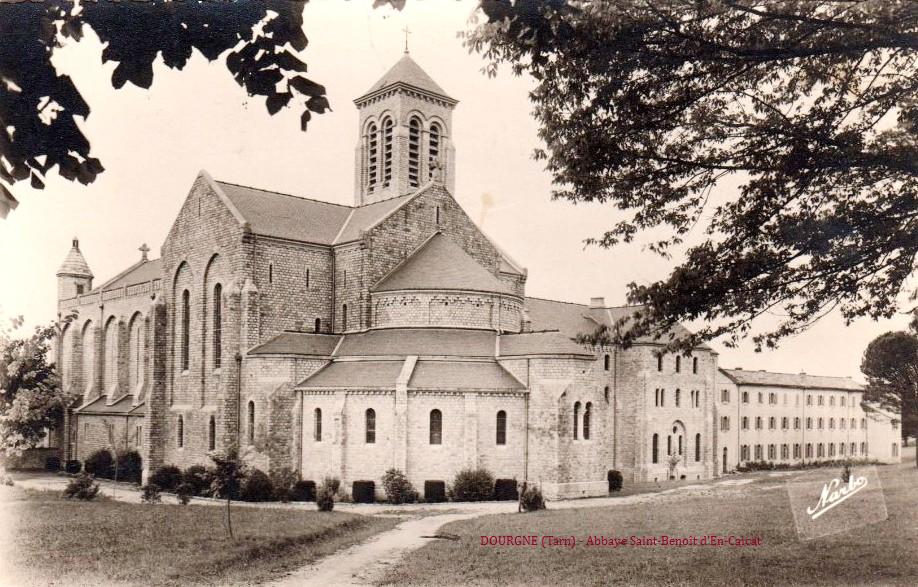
[[56, 237, 93, 302], [353, 51, 458, 205]]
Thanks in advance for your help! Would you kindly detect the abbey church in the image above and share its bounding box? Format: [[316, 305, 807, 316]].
[[53, 53, 899, 499]]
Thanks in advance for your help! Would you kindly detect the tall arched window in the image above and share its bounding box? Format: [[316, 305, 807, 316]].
[[247, 400, 255, 445], [675, 389, 680, 407], [583, 402, 592, 440], [382, 117, 394, 185], [102, 317, 119, 396], [496, 410, 506, 445], [428, 122, 441, 178], [365, 408, 376, 443], [341, 304, 348, 331], [604, 386, 610, 403], [408, 116, 421, 187], [695, 433, 701, 462], [82, 321, 94, 394], [367, 122, 378, 189], [314, 408, 322, 442], [177, 415, 184, 448], [208, 415, 216, 451], [675, 356, 681, 372], [429, 409, 442, 444], [603, 354, 610, 371], [667, 435, 672, 455], [128, 314, 144, 390], [181, 289, 190, 371], [573, 401, 581, 440], [652, 433, 659, 464], [212, 284, 222, 369]]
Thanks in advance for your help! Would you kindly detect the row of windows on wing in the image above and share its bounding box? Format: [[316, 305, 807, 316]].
[[722, 389, 857, 407], [652, 388, 702, 408], [177, 285, 223, 372], [175, 401, 256, 450], [721, 415, 868, 431], [365, 117, 442, 191], [656, 354, 700, 374], [64, 314, 147, 394], [650, 429, 703, 464], [740, 441, 870, 461], [309, 408, 510, 445]]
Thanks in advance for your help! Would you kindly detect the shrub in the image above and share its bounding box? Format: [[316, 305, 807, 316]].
[[84, 449, 114, 479], [608, 470, 623, 493], [291, 480, 316, 502], [271, 467, 300, 503], [182, 465, 211, 496], [240, 468, 275, 502], [116, 451, 143, 483], [63, 473, 100, 500], [493, 478, 519, 501], [448, 468, 495, 502], [64, 459, 82, 474], [141, 483, 162, 504], [148, 465, 182, 491], [424, 480, 447, 503], [352, 480, 376, 503], [45, 455, 61, 472], [175, 482, 195, 505], [382, 469, 418, 504], [520, 485, 546, 512], [316, 478, 337, 511]]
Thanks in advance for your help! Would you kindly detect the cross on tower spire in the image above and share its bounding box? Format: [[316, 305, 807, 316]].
[[402, 25, 411, 54]]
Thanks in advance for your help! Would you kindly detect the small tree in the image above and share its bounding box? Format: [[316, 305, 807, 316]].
[[382, 468, 418, 505], [667, 454, 681, 480], [209, 448, 246, 539]]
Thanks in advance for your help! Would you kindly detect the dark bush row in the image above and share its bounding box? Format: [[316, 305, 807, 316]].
[[144, 464, 319, 503], [735, 458, 880, 473], [69, 450, 143, 483]]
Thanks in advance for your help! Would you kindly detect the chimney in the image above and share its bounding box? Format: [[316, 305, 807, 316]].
[[589, 297, 605, 309]]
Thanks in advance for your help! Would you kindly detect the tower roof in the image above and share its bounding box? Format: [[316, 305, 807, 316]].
[[356, 53, 455, 103], [56, 237, 93, 278]]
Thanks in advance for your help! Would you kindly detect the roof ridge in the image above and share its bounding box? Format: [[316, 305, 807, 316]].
[[214, 179, 353, 209], [525, 295, 642, 311], [92, 258, 148, 293], [723, 367, 855, 380]]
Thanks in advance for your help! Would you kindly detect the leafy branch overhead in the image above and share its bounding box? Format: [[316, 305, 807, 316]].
[[0, 0, 332, 209], [470, 0, 918, 351]]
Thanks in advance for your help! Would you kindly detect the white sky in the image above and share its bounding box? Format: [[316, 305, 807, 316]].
[[0, 0, 910, 380]]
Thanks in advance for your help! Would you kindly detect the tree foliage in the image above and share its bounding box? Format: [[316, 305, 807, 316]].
[[861, 329, 918, 445], [0, 316, 74, 457], [0, 0, 336, 209], [468, 0, 918, 350]]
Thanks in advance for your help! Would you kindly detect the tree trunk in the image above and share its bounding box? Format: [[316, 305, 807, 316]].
[[225, 498, 234, 539]]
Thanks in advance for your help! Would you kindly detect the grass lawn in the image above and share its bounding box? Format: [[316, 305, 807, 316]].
[[381, 461, 918, 586], [1, 487, 399, 587]]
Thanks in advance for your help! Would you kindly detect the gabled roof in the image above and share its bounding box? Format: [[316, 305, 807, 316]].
[[75, 395, 144, 415], [408, 360, 526, 391], [92, 258, 162, 293], [499, 331, 594, 357], [334, 193, 415, 243], [719, 368, 864, 392], [357, 53, 454, 102], [336, 328, 496, 357], [297, 360, 404, 389], [248, 332, 341, 356], [373, 233, 513, 295]]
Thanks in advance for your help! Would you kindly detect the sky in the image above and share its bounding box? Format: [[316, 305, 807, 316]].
[[0, 0, 911, 380]]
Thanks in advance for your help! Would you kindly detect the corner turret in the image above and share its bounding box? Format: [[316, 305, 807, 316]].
[[56, 237, 94, 301]]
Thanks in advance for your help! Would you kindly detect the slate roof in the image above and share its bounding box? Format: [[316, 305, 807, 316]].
[[57, 239, 93, 278], [336, 328, 495, 357], [373, 233, 513, 295], [500, 331, 593, 357], [358, 53, 454, 102], [75, 395, 145, 415], [408, 360, 526, 391], [92, 258, 162, 293], [248, 332, 341, 356], [297, 360, 404, 389], [720, 369, 864, 391]]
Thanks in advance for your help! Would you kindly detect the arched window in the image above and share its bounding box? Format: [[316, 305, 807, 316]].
[[341, 304, 348, 331], [314, 408, 322, 442], [408, 116, 421, 187], [102, 317, 119, 396], [695, 433, 701, 462], [212, 284, 222, 369], [177, 415, 184, 448], [742, 391, 749, 403], [208, 415, 216, 451], [496, 410, 507, 445], [604, 386, 610, 403], [692, 357, 698, 374], [382, 117, 394, 185], [603, 354, 610, 371], [675, 356, 681, 372], [128, 314, 145, 390], [365, 408, 376, 444], [428, 122, 441, 178], [667, 435, 672, 455], [652, 433, 659, 464], [573, 402, 580, 440], [657, 354, 663, 371], [367, 122, 378, 189], [675, 389, 680, 407], [247, 401, 255, 445], [583, 403, 592, 440], [181, 289, 190, 371], [81, 321, 94, 394], [429, 409, 442, 444], [314, 318, 321, 333]]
